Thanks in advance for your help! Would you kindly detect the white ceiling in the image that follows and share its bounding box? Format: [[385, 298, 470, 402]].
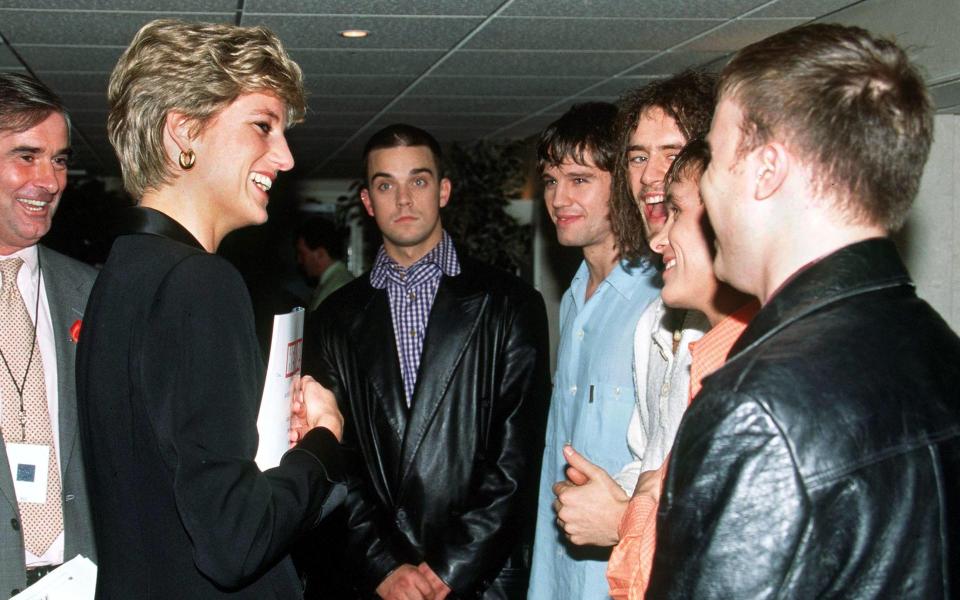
[[3, 0, 953, 180]]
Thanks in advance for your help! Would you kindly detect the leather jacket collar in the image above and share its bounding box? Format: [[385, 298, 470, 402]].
[[114, 206, 205, 251], [729, 237, 913, 360]]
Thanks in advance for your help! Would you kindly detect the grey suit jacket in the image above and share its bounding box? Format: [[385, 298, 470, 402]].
[[0, 245, 97, 596]]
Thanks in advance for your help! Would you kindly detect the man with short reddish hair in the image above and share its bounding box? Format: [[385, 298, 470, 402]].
[[648, 24, 960, 599]]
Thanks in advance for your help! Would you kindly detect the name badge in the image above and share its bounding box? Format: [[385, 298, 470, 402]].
[[5, 443, 49, 504]]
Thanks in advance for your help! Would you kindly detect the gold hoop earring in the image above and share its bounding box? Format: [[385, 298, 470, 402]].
[[179, 149, 196, 170]]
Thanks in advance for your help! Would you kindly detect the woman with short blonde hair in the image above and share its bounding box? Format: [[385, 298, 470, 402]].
[[77, 19, 344, 599]]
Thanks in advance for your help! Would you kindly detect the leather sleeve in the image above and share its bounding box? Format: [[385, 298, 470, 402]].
[[141, 254, 346, 589], [646, 391, 807, 599], [429, 290, 551, 594], [303, 309, 404, 593]]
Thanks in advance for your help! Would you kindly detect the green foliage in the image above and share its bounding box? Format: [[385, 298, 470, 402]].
[[442, 139, 530, 274]]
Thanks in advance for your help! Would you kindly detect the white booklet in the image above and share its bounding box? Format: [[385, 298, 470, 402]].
[[255, 307, 305, 470], [13, 554, 96, 599]]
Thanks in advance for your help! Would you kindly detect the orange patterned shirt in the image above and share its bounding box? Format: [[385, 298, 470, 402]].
[[607, 300, 759, 600]]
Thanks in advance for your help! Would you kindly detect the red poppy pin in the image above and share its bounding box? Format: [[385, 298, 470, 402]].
[[70, 319, 82, 343]]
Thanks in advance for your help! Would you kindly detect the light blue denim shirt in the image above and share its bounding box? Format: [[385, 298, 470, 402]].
[[529, 258, 659, 600]]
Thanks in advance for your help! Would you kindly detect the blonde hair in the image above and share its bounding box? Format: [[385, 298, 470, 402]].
[[107, 19, 306, 198]]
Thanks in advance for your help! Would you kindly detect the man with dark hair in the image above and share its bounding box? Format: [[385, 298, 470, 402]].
[[610, 70, 716, 259], [303, 123, 550, 599], [0, 72, 97, 592], [528, 102, 659, 600], [294, 216, 354, 311], [647, 24, 960, 599], [603, 140, 757, 599], [539, 76, 718, 588]]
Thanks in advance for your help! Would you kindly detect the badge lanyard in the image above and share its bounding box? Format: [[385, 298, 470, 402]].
[[0, 252, 43, 442]]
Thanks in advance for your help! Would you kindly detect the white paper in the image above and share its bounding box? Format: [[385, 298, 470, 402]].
[[6, 443, 49, 504], [255, 307, 305, 470], [13, 554, 97, 600]]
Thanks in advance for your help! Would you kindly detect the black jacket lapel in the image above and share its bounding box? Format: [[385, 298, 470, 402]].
[[398, 271, 486, 486], [355, 290, 409, 456], [728, 238, 912, 360]]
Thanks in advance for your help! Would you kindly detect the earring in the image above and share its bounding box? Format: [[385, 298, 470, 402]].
[[179, 149, 196, 170]]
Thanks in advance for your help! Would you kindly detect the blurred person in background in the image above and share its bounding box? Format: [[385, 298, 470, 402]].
[[294, 215, 354, 312]]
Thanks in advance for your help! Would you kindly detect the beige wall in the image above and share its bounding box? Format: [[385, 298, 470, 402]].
[[829, 0, 960, 332], [898, 115, 960, 333]]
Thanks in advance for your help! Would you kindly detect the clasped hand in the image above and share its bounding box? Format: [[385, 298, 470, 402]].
[[376, 563, 451, 600], [551, 445, 628, 547], [289, 375, 344, 444]]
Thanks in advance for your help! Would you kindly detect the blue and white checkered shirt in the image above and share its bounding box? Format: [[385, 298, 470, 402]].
[[370, 231, 461, 406]]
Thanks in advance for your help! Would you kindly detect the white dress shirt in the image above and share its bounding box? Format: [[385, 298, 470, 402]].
[[614, 296, 708, 494], [1, 245, 64, 566]]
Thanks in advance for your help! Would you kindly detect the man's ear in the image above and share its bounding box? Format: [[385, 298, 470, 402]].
[[754, 142, 789, 201], [359, 187, 375, 217], [439, 178, 452, 209]]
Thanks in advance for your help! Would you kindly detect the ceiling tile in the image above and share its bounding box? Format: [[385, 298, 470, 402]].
[[291, 48, 443, 76], [391, 95, 557, 114], [0, 43, 22, 68], [420, 127, 499, 142], [0, 11, 233, 45], [245, 14, 483, 50], [749, 0, 861, 18], [57, 93, 110, 112], [0, 1, 235, 9], [503, 0, 765, 19], [287, 126, 359, 140], [410, 75, 602, 97], [622, 50, 729, 75], [492, 114, 565, 139], [543, 97, 620, 117], [40, 71, 111, 93], [245, 0, 502, 16], [299, 111, 376, 127], [464, 17, 718, 50], [304, 75, 413, 95], [0, 0, 923, 179], [374, 112, 519, 128], [583, 76, 661, 96], [433, 50, 657, 77], [14, 45, 124, 72], [307, 96, 391, 112], [682, 17, 809, 51]]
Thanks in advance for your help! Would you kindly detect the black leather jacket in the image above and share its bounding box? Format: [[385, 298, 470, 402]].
[[648, 238, 960, 599], [303, 255, 550, 598]]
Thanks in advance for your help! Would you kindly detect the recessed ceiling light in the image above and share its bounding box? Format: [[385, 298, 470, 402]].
[[339, 29, 370, 39]]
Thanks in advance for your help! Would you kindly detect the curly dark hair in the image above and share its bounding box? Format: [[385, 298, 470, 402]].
[[610, 70, 717, 262]]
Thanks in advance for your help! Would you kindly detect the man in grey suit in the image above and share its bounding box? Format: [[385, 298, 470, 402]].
[[0, 72, 96, 596]]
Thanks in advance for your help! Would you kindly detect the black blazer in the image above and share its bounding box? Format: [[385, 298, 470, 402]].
[[76, 207, 345, 599], [648, 239, 960, 599], [303, 253, 550, 598]]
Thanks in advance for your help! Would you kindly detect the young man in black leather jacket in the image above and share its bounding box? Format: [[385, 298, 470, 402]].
[[647, 23, 960, 599]]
